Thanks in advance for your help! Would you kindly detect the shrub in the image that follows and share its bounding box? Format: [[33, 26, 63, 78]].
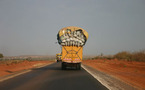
[[0, 53, 3, 58], [132, 50, 145, 62], [114, 51, 132, 61], [0, 60, 24, 65], [113, 50, 145, 62], [89, 50, 145, 62]]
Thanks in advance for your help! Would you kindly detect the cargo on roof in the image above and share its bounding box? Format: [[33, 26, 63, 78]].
[[57, 26, 88, 46]]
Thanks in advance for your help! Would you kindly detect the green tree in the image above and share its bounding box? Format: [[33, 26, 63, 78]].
[[0, 53, 3, 58]]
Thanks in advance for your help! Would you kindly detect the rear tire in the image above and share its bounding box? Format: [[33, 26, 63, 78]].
[[76, 63, 81, 70], [61, 62, 66, 70]]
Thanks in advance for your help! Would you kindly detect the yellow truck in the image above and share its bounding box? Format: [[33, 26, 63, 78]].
[[56, 53, 62, 62], [57, 26, 88, 70]]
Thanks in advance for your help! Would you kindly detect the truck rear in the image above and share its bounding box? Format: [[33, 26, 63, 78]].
[[61, 46, 83, 69], [57, 26, 88, 70]]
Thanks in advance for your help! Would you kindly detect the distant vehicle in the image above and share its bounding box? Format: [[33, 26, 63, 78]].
[[56, 53, 62, 62], [57, 26, 88, 70]]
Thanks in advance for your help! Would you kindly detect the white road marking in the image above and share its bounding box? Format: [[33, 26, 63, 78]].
[[0, 70, 31, 82], [0, 62, 54, 82], [82, 64, 137, 90], [82, 65, 119, 90]]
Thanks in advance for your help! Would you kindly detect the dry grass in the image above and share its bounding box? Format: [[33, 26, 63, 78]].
[[131, 50, 145, 61], [114, 50, 145, 62], [114, 51, 132, 61], [0, 60, 26, 65], [92, 50, 145, 62]]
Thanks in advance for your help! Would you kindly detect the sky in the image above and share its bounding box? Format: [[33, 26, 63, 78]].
[[0, 0, 145, 56]]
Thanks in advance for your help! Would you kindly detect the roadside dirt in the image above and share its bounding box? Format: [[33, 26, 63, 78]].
[[0, 60, 54, 77], [83, 59, 145, 89]]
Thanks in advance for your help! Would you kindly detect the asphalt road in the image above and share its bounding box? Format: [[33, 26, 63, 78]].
[[0, 62, 108, 90]]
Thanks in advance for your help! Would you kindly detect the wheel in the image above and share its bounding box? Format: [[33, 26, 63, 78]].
[[61, 62, 66, 70], [78, 63, 81, 70], [76, 63, 81, 70], [61, 62, 64, 70]]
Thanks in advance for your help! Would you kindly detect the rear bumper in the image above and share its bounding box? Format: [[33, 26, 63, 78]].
[[62, 62, 81, 66], [62, 60, 82, 63]]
